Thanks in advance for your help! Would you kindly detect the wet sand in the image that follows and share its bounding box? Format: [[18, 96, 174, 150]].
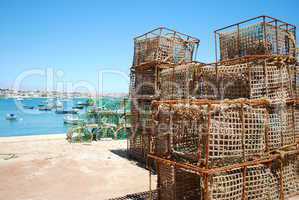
[[0, 135, 156, 200]]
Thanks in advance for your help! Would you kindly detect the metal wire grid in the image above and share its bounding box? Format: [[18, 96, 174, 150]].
[[133, 28, 199, 66], [218, 22, 296, 61]]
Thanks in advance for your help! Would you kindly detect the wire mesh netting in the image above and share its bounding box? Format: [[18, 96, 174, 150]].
[[216, 16, 296, 61], [133, 27, 199, 66]]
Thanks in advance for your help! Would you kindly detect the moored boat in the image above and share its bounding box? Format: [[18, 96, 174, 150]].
[[6, 114, 17, 120], [63, 114, 81, 124]]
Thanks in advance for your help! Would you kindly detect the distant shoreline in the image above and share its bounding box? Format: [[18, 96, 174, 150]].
[[0, 133, 66, 142]]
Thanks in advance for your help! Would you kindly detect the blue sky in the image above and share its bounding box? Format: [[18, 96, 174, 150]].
[[0, 0, 298, 93]]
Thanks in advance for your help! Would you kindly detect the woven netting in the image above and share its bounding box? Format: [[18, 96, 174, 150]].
[[219, 23, 296, 61], [268, 104, 295, 150], [134, 36, 194, 66], [157, 163, 175, 200], [153, 103, 267, 167], [281, 155, 299, 198], [128, 126, 144, 155], [131, 99, 153, 130], [157, 163, 201, 200], [295, 105, 299, 140], [209, 168, 243, 200], [197, 58, 295, 100], [159, 57, 296, 100], [108, 190, 158, 200], [208, 164, 280, 200], [246, 165, 280, 200], [134, 68, 156, 96], [128, 133, 143, 156], [159, 63, 202, 99], [153, 101, 297, 167], [296, 65, 299, 97]]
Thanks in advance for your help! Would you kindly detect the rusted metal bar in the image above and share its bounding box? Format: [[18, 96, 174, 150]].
[[279, 159, 285, 200], [275, 20, 279, 54], [241, 103, 246, 160], [148, 158, 152, 200], [242, 166, 247, 200], [205, 103, 211, 168], [215, 15, 296, 33], [204, 174, 210, 200], [152, 98, 296, 107], [148, 150, 299, 176], [134, 27, 200, 43], [203, 54, 297, 67], [215, 15, 264, 32]]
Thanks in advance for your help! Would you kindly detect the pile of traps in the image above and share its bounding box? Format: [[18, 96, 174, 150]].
[[145, 16, 299, 200], [128, 27, 199, 162]]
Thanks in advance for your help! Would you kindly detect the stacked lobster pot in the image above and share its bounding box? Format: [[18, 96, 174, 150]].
[[148, 16, 299, 200], [128, 27, 199, 162]]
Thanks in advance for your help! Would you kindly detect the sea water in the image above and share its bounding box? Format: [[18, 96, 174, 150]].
[[0, 98, 86, 137]]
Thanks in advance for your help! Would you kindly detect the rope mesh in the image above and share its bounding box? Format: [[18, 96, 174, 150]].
[[159, 57, 295, 100], [281, 155, 299, 198], [153, 101, 296, 167], [157, 163, 201, 200], [210, 169, 243, 200]]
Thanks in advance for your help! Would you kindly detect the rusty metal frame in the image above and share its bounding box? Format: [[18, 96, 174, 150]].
[[150, 98, 298, 170], [148, 148, 298, 200], [133, 27, 200, 67], [214, 15, 297, 63]]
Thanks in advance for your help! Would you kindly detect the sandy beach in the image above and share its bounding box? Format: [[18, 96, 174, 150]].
[[0, 135, 156, 200]]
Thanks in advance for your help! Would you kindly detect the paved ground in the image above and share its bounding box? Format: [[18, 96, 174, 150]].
[[0, 135, 156, 200]]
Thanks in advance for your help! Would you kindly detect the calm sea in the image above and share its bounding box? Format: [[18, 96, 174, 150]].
[[0, 98, 87, 137]]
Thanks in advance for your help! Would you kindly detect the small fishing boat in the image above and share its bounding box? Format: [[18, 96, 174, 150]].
[[72, 105, 84, 109], [72, 108, 80, 113], [63, 114, 81, 125], [16, 97, 24, 101], [55, 110, 66, 114], [23, 105, 34, 109], [6, 114, 17, 120], [77, 101, 84, 106], [38, 107, 51, 111], [55, 110, 78, 114], [55, 101, 63, 108]]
